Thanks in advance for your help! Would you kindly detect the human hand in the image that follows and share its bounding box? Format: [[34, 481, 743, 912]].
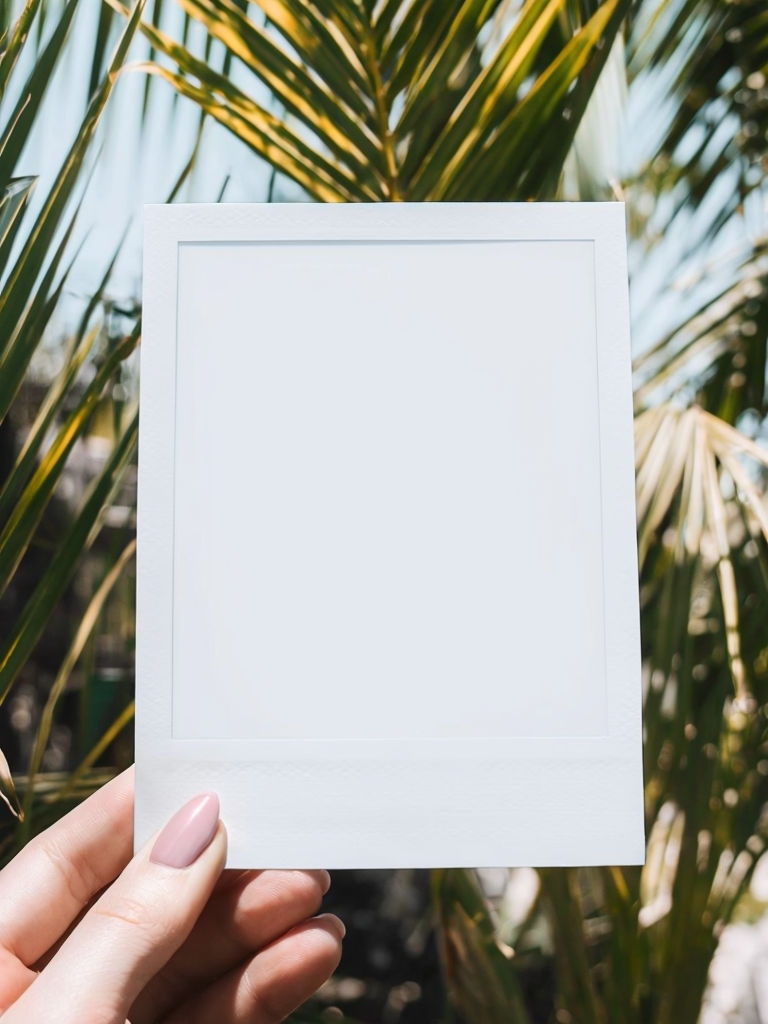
[[0, 768, 343, 1023]]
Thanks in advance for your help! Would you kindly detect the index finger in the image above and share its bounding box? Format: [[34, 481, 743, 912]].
[[0, 767, 134, 967]]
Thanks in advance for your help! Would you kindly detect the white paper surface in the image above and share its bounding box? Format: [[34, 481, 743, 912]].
[[137, 202, 644, 868]]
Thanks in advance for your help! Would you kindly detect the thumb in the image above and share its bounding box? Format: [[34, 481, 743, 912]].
[[7, 792, 226, 1024]]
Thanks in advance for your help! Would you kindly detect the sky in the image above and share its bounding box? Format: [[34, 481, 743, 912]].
[[6, 1, 766, 372], [7, 3, 284, 316]]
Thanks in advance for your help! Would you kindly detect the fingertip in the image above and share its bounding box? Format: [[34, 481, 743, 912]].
[[149, 793, 221, 869], [314, 912, 346, 941], [301, 914, 346, 976], [277, 913, 345, 972], [155, 905, 344, 1024], [283, 914, 344, 984]]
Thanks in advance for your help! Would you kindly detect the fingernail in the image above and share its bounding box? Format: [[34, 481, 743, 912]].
[[318, 913, 346, 939], [319, 869, 331, 895], [150, 793, 220, 868]]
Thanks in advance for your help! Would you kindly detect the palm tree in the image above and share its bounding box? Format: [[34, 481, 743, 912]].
[[122, 2, 768, 1020], [114, 0, 631, 203], [4, 0, 768, 1020], [0, 0, 144, 848]]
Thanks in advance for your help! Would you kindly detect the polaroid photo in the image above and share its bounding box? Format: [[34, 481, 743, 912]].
[[136, 202, 644, 868]]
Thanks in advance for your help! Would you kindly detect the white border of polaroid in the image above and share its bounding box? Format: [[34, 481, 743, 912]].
[[137, 202, 644, 868]]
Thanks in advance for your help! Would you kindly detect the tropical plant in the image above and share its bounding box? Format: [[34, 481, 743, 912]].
[[4, 0, 768, 1021], [0, 0, 144, 855], [103, 1, 768, 1021], [442, 0, 768, 1018], [111, 0, 632, 203]]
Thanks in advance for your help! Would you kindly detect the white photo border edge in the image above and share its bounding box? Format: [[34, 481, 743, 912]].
[[136, 202, 643, 868]]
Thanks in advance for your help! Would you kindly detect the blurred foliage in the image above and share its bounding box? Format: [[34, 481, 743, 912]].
[[433, 869, 531, 1022], [3, 0, 768, 1022], [0, 0, 143, 845]]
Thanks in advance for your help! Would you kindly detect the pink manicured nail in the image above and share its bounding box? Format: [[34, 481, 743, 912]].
[[150, 793, 220, 868]]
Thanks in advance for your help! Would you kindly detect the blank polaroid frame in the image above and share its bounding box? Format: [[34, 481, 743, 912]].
[[136, 202, 644, 868]]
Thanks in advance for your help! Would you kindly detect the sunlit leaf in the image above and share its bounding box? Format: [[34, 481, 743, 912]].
[[433, 869, 532, 1024], [21, 540, 137, 828]]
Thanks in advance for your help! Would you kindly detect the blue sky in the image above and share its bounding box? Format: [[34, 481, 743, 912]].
[[8, 4, 283, 313], [7, 1, 766, 373]]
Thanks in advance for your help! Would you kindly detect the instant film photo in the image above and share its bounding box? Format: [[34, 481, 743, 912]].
[[136, 202, 644, 868]]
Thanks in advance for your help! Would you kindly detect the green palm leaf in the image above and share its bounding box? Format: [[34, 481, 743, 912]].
[[0, 409, 138, 706], [0, 0, 145, 419], [0, 1, 144, 820], [0, 177, 36, 279], [0, 238, 127, 527], [413, 0, 627, 199], [0, 0, 79, 184], [0, 332, 138, 593], [107, 0, 628, 203], [0, 0, 43, 99], [433, 869, 532, 1024], [175, 0, 386, 182], [19, 538, 137, 833]]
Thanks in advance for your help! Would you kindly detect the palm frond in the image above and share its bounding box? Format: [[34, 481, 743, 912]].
[[106, 0, 630, 202], [0, 0, 143, 819], [433, 868, 532, 1024]]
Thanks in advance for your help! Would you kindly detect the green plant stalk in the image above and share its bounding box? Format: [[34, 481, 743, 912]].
[[18, 539, 136, 835], [50, 705, 135, 811], [0, 410, 138, 704], [0, 332, 138, 591], [358, 15, 401, 200], [0, 0, 43, 99], [0, 208, 82, 418], [539, 868, 605, 1024], [0, 176, 36, 278], [0, 239, 127, 524], [433, 868, 532, 1024]]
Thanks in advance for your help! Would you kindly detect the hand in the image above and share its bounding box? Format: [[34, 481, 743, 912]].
[[0, 768, 343, 1023]]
